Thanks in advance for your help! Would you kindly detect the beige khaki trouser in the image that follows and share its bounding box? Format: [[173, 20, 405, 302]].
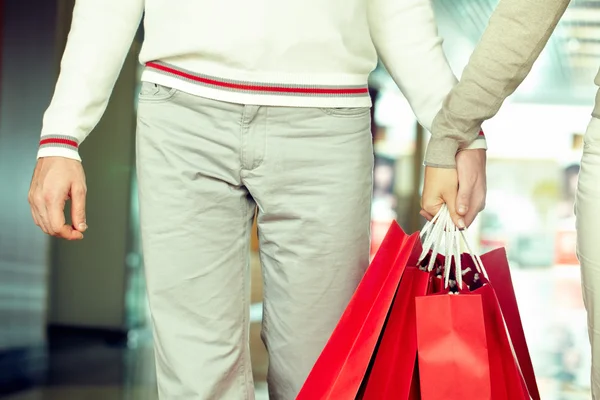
[[135, 82, 373, 399], [577, 117, 600, 398]]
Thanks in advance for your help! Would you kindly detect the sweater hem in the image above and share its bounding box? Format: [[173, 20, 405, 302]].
[[141, 62, 373, 108]]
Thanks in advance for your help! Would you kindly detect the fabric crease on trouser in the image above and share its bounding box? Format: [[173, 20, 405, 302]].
[[135, 82, 373, 399]]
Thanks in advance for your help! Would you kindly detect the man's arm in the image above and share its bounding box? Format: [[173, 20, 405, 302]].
[[39, 0, 144, 161], [368, 0, 487, 151], [425, 0, 571, 168], [30, 0, 144, 241]]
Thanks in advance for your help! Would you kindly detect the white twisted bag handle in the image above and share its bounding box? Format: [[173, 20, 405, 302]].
[[419, 205, 490, 289], [418, 204, 450, 272]]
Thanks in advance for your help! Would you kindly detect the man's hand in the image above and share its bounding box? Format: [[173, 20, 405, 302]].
[[454, 148, 487, 227], [28, 157, 88, 240], [421, 149, 487, 228]]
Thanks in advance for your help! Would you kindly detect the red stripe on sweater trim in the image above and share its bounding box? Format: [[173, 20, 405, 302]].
[[146, 62, 369, 95], [40, 138, 78, 148]]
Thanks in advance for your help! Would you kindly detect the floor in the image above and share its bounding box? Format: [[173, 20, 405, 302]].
[[0, 322, 270, 400], [0, 252, 270, 400], [3, 385, 269, 400]]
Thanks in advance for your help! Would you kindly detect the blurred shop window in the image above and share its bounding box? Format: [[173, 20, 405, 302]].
[[474, 103, 589, 268], [476, 103, 591, 397], [368, 67, 426, 257], [555, 133, 584, 267]]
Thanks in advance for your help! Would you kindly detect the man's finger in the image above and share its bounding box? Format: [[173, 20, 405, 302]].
[[456, 186, 471, 217], [33, 206, 50, 234], [443, 186, 465, 229], [33, 195, 51, 234], [48, 199, 83, 240], [463, 208, 479, 228], [46, 195, 73, 239], [70, 184, 87, 232], [57, 224, 84, 241], [455, 148, 486, 228], [30, 207, 42, 230]]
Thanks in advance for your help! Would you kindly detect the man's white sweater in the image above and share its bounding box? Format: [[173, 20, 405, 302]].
[[38, 0, 486, 160]]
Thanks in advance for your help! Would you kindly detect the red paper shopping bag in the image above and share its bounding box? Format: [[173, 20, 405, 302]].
[[415, 278, 532, 399], [408, 363, 421, 400], [458, 248, 539, 399], [415, 292, 493, 400], [361, 266, 430, 399], [297, 222, 419, 400], [477, 284, 530, 400], [481, 248, 540, 400]]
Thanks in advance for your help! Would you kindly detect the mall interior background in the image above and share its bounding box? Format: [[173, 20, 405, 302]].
[[0, 0, 598, 399]]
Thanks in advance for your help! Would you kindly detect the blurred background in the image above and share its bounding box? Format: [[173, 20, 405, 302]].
[[0, 0, 598, 399]]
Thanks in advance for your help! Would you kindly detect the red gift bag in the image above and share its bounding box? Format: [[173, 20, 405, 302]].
[[361, 266, 431, 399], [297, 222, 420, 400], [408, 363, 421, 400], [415, 292, 493, 400], [458, 248, 540, 399], [414, 205, 535, 400], [476, 284, 530, 400], [415, 285, 531, 400], [481, 248, 540, 400], [299, 205, 539, 400]]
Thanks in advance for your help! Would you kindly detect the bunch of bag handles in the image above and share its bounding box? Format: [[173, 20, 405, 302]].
[[418, 204, 489, 290]]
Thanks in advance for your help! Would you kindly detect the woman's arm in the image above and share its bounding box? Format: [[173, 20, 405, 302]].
[[424, 0, 571, 168]]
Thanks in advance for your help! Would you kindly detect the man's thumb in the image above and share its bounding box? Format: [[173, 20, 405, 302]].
[[444, 188, 465, 230], [456, 185, 471, 218], [71, 184, 87, 232]]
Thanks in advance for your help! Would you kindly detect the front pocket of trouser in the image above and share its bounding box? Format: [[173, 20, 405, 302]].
[[138, 82, 178, 102], [319, 107, 371, 118]]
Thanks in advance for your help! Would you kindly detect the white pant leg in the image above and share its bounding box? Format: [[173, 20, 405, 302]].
[[243, 106, 374, 399], [137, 84, 255, 399], [576, 117, 600, 399]]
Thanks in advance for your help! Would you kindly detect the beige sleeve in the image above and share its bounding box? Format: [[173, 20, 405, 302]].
[[424, 0, 571, 168]]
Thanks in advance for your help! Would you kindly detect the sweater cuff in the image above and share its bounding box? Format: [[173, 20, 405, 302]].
[[463, 132, 487, 151], [37, 135, 82, 161], [424, 130, 487, 168], [424, 137, 460, 168]]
